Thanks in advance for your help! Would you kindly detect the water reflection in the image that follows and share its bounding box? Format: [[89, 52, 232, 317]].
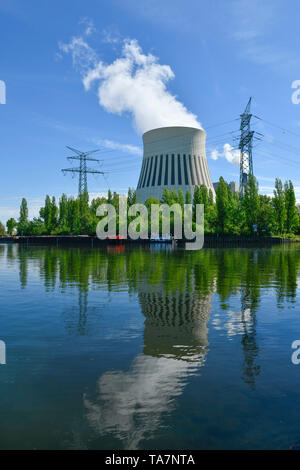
[[84, 282, 213, 449], [1, 242, 300, 448], [240, 291, 260, 389]]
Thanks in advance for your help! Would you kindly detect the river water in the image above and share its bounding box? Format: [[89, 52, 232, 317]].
[[0, 242, 300, 449]]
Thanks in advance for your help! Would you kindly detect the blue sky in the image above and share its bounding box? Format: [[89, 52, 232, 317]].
[[1, 0, 300, 223]]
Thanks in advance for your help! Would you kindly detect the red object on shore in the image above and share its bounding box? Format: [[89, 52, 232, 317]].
[[106, 235, 125, 240]]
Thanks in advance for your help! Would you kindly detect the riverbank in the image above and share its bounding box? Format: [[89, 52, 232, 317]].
[[1, 235, 300, 247]]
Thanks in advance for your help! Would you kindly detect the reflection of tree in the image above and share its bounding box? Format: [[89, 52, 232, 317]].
[[6, 243, 16, 263], [63, 289, 89, 336], [18, 245, 28, 288], [0, 244, 5, 258], [8, 242, 300, 445]]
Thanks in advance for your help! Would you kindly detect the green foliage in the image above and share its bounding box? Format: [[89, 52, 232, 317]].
[[284, 180, 299, 234], [185, 190, 192, 204], [257, 195, 275, 235], [273, 178, 286, 234], [15, 176, 300, 238], [6, 218, 17, 235], [216, 177, 229, 233], [18, 198, 29, 234], [242, 175, 260, 234], [0, 221, 6, 236]]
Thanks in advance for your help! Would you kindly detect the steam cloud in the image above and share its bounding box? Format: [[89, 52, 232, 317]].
[[59, 36, 202, 134], [211, 143, 241, 166]]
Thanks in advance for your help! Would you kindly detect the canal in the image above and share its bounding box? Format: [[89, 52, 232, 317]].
[[0, 243, 300, 449]]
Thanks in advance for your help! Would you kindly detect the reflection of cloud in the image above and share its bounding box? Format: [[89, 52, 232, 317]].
[[84, 284, 213, 449], [212, 308, 252, 338], [84, 354, 200, 449]]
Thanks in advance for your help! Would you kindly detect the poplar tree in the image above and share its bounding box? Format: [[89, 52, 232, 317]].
[[284, 180, 299, 234], [59, 194, 69, 233], [18, 198, 28, 234], [243, 175, 260, 234], [50, 196, 58, 232], [273, 178, 286, 234], [42, 195, 52, 233], [216, 177, 229, 233]]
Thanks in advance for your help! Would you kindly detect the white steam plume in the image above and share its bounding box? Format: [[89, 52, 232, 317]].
[[210, 143, 241, 166], [59, 37, 202, 134]]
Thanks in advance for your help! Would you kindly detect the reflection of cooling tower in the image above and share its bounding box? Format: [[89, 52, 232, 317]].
[[136, 126, 215, 202], [138, 284, 212, 362]]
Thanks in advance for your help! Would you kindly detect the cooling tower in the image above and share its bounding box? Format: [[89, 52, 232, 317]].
[[136, 126, 215, 202]]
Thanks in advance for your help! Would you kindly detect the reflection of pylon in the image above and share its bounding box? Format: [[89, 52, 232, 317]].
[[61, 146, 104, 196], [239, 98, 254, 197], [78, 289, 88, 335]]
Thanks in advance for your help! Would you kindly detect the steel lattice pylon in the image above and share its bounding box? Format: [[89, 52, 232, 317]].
[[61, 146, 104, 196], [239, 98, 254, 197]]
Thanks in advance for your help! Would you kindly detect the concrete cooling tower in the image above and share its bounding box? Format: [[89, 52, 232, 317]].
[[136, 126, 215, 202]]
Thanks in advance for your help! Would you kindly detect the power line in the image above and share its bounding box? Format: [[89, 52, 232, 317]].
[[254, 115, 300, 139], [61, 146, 105, 196]]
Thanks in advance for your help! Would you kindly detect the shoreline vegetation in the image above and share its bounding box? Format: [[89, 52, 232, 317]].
[[1, 175, 299, 241]]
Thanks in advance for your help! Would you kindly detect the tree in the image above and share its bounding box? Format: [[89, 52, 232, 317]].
[[58, 193, 69, 233], [6, 218, 17, 235], [107, 189, 113, 204], [227, 192, 242, 235], [127, 187, 137, 206], [216, 177, 229, 233], [0, 221, 5, 236], [208, 189, 214, 206], [242, 175, 260, 234], [185, 190, 192, 204], [284, 180, 299, 234], [18, 198, 28, 234], [257, 195, 275, 235], [41, 195, 52, 233], [67, 197, 80, 234], [50, 196, 58, 232], [273, 178, 286, 234], [178, 189, 184, 208], [193, 185, 211, 231]]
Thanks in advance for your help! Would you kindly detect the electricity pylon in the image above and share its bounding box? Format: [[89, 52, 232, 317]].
[[239, 98, 254, 197], [62, 146, 104, 196]]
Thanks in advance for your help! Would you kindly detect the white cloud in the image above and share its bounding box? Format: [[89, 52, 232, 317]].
[[59, 36, 201, 134], [79, 17, 96, 37], [58, 36, 97, 72], [101, 27, 121, 45], [0, 197, 45, 224], [91, 138, 142, 156], [210, 143, 241, 166], [210, 149, 219, 161]]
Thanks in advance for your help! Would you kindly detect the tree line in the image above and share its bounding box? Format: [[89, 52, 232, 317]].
[[1, 175, 299, 237]]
